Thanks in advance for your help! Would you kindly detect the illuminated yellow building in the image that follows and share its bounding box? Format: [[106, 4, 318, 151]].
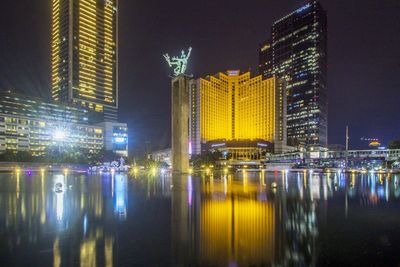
[[51, 0, 118, 121], [189, 70, 287, 155]]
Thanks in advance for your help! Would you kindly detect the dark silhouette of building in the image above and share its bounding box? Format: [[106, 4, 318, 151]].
[[259, 1, 327, 146]]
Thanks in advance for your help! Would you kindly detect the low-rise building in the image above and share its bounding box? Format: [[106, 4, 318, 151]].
[[148, 149, 172, 166], [267, 147, 400, 167], [0, 91, 128, 157]]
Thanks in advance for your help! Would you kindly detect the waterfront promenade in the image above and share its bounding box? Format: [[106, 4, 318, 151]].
[[0, 162, 88, 173]]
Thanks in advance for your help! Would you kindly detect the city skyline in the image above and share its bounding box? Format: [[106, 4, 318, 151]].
[[0, 0, 399, 152]]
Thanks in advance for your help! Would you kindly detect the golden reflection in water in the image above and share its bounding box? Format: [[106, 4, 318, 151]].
[[105, 236, 114, 267], [200, 197, 275, 266], [172, 174, 275, 267], [16, 171, 20, 199], [41, 172, 46, 225], [78, 231, 114, 267], [53, 238, 60, 267], [80, 239, 97, 267]]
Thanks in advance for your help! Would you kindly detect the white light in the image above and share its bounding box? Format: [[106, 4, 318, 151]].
[[53, 129, 66, 141], [114, 137, 125, 143]]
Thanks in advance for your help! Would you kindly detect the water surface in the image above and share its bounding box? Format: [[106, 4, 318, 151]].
[[0, 171, 399, 266]]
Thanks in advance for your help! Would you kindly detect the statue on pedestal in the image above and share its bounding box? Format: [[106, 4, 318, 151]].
[[163, 47, 192, 76]]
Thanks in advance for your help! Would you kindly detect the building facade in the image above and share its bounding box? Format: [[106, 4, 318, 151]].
[[51, 0, 118, 122], [189, 71, 287, 155], [204, 140, 273, 161], [148, 148, 172, 166], [0, 91, 127, 157], [259, 1, 327, 146], [96, 121, 128, 157], [268, 148, 400, 169]]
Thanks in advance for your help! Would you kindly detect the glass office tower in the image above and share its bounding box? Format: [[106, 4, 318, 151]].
[[259, 1, 327, 146]]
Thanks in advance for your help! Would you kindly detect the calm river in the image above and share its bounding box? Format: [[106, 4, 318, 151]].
[[0, 171, 399, 266]]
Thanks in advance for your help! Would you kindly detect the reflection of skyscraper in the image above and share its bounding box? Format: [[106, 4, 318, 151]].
[[259, 1, 328, 146], [114, 174, 128, 220], [51, 0, 118, 122], [274, 173, 320, 267], [199, 197, 275, 266], [0, 173, 118, 266], [171, 175, 276, 266], [169, 172, 327, 267]]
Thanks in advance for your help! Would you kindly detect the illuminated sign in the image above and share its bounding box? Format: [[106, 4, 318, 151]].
[[369, 141, 381, 147], [257, 143, 270, 147], [227, 70, 240, 76], [296, 3, 311, 14], [211, 143, 226, 148], [114, 137, 127, 144], [260, 44, 270, 52]]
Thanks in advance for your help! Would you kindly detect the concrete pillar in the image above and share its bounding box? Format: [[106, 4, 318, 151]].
[[171, 75, 190, 173]]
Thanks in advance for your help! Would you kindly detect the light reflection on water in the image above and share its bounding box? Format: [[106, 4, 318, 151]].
[[0, 171, 399, 266]]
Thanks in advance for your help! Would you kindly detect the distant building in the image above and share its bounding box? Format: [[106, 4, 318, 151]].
[[189, 70, 289, 156], [0, 91, 127, 157], [259, 1, 328, 146], [96, 121, 128, 157], [51, 0, 118, 122], [148, 149, 172, 167], [268, 148, 400, 167]]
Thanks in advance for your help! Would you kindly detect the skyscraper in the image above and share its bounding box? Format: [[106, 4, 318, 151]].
[[189, 71, 287, 155], [259, 1, 327, 146], [51, 0, 118, 122]]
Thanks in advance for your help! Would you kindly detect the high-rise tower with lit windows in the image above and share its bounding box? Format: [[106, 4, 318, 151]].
[[259, 1, 327, 146], [51, 0, 118, 122], [189, 71, 287, 155]]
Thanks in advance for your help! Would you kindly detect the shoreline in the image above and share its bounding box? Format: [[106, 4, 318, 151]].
[[0, 162, 88, 173]]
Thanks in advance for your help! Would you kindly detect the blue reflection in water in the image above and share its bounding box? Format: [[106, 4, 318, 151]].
[[114, 174, 127, 220], [187, 175, 193, 206]]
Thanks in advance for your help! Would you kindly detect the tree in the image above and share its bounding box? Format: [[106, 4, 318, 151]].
[[191, 151, 223, 169], [0, 150, 35, 162], [15, 151, 33, 162], [102, 150, 120, 162], [0, 150, 17, 162], [388, 140, 400, 149]]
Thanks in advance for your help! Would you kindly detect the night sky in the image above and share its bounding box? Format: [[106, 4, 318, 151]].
[[0, 0, 399, 153]]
